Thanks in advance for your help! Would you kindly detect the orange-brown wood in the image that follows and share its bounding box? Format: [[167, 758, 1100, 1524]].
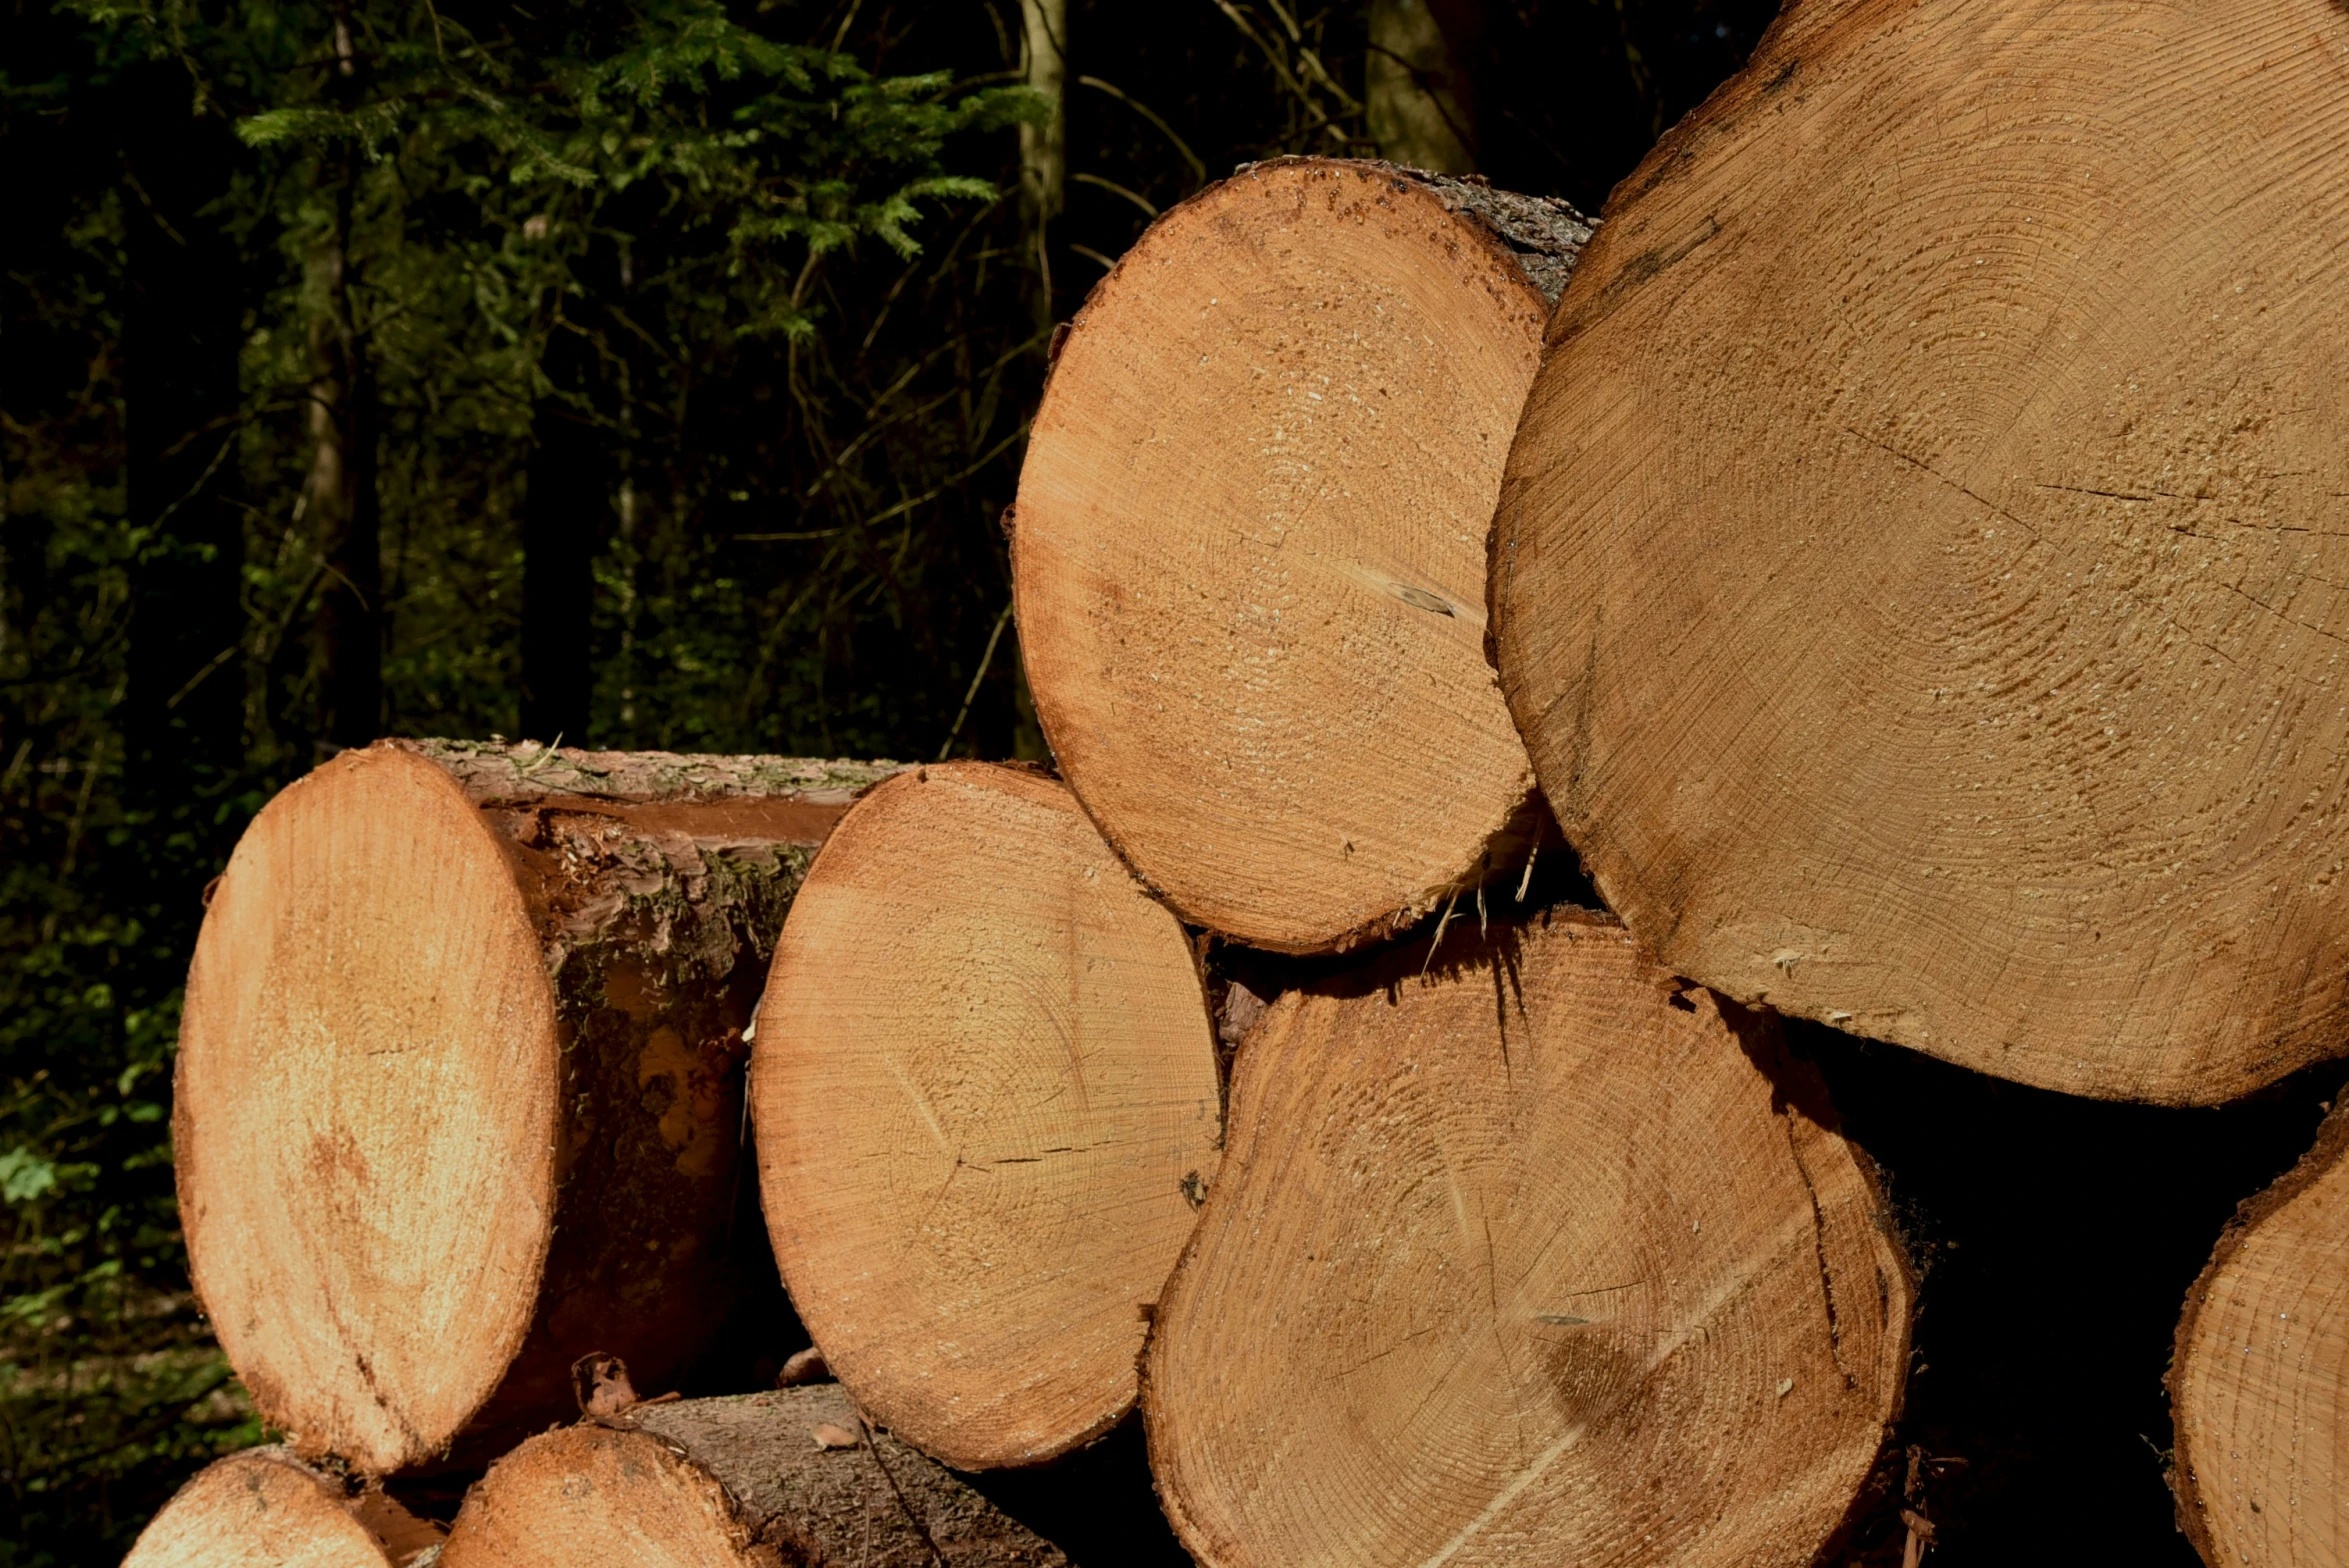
[[1495, 0, 2349, 1104], [1146, 911, 1910, 1568], [753, 763, 1222, 1469], [177, 740, 893, 1473], [1015, 157, 1589, 954]]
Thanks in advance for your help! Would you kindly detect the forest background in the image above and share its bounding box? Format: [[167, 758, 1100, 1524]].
[[0, 0, 1770, 1559]]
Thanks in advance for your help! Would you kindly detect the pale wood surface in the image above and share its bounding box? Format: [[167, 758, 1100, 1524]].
[[1492, 0, 2349, 1103], [753, 763, 1222, 1469], [123, 1447, 438, 1568], [1145, 910, 1910, 1567], [1015, 156, 1587, 954], [438, 1386, 1072, 1568], [2173, 1106, 2349, 1567], [176, 741, 891, 1472]]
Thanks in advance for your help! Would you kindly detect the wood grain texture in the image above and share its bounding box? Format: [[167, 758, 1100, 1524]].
[[1015, 156, 1589, 954], [752, 763, 1222, 1469], [1492, 0, 2349, 1103], [437, 1386, 1072, 1568], [176, 741, 893, 1472], [1145, 909, 1910, 1568], [122, 1447, 440, 1568], [2172, 1106, 2349, 1567]]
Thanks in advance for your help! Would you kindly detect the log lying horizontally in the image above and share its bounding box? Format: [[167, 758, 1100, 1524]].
[[1014, 156, 1590, 955], [123, 1447, 442, 1567], [1146, 909, 1911, 1567], [1491, 0, 2349, 1104], [752, 762, 1223, 1469], [2170, 1103, 2349, 1568], [176, 740, 894, 1472], [437, 1385, 1070, 1567]]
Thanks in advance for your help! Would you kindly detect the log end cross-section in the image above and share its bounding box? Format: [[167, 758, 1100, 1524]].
[[438, 1387, 1073, 1568], [1493, 0, 2349, 1103], [1146, 910, 1910, 1568], [176, 740, 893, 1474], [1015, 156, 1590, 954], [2171, 1105, 2349, 1568], [123, 1447, 442, 1568], [753, 762, 1223, 1470]]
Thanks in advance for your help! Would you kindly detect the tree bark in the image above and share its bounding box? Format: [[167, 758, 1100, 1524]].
[[751, 762, 1222, 1470], [175, 740, 898, 1474], [439, 1385, 1074, 1567], [124, 1447, 441, 1567], [2170, 1101, 2349, 1568], [1145, 909, 1911, 1568], [1492, 0, 2349, 1105], [1012, 156, 1589, 955]]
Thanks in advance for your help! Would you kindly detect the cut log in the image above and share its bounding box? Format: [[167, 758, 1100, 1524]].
[[751, 762, 1222, 1469], [124, 1447, 442, 1567], [1490, 0, 2349, 1104], [1013, 155, 1590, 955], [437, 1385, 1071, 1568], [176, 739, 894, 1473], [2171, 1104, 2349, 1567], [1145, 909, 1911, 1568]]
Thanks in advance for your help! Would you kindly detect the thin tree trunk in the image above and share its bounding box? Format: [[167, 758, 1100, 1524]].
[[1366, 0, 1483, 174], [119, 60, 246, 778], [519, 321, 605, 743], [1019, 0, 1066, 330], [308, 150, 381, 753]]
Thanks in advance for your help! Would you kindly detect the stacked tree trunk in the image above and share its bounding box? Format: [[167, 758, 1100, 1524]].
[[136, 26, 2349, 1557]]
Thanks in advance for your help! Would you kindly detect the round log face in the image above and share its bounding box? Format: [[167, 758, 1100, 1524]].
[[177, 747, 559, 1472], [2172, 1113, 2349, 1567], [1492, 1, 2349, 1102], [124, 1448, 394, 1568], [1015, 157, 1548, 953], [1145, 912, 1909, 1568], [752, 763, 1223, 1468], [439, 1426, 755, 1568]]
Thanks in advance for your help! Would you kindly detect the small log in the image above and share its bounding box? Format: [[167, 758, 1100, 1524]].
[[2171, 1103, 2349, 1567], [752, 762, 1222, 1469], [437, 1386, 1071, 1567], [124, 1447, 442, 1567], [176, 740, 894, 1473], [1014, 155, 1591, 955], [1492, 0, 2349, 1104], [1145, 909, 1911, 1567]]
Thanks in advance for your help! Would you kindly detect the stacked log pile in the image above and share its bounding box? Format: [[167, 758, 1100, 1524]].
[[131, 7, 2349, 1560]]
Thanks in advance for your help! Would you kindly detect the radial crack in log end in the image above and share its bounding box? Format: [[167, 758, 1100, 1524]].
[[1145, 908, 1911, 1568], [176, 740, 889, 1474], [1015, 156, 1587, 955], [124, 1447, 441, 1567], [2170, 1102, 2349, 1568], [438, 1386, 1075, 1568], [753, 762, 1224, 1470], [1493, 0, 2349, 1104]]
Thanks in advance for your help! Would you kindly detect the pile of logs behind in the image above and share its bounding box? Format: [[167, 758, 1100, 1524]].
[[130, 6, 2349, 1566]]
